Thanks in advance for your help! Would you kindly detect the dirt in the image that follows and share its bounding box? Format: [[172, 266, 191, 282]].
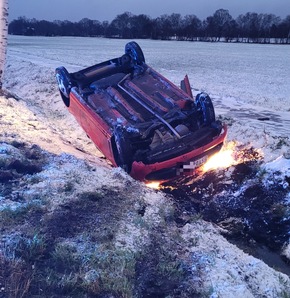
[[162, 147, 290, 275]]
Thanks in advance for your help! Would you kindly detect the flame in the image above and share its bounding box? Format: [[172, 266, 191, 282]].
[[202, 142, 236, 172], [145, 181, 161, 189], [145, 142, 262, 186]]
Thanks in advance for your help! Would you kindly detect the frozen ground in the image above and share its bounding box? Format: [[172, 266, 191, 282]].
[[1, 35, 290, 297], [5, 35, 290, 141]]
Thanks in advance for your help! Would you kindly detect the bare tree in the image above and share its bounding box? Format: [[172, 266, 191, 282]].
[[0, 0, 8, 89], [181, 14, 202, 41], [110, 12, 134, 38], [202, 9, 233, 41]]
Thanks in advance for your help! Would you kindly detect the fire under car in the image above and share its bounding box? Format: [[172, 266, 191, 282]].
[[55, 41, 227, 181]]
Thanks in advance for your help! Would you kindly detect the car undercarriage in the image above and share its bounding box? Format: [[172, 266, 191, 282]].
[[56, 41, 227, 181]]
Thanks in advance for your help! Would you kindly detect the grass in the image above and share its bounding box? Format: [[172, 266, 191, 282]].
[[14, 234, 47, 263], [271, 136, 289, 150], [0, 254, 34, 298], [50, 243, 80, 273], [0, 233, 44, 298], [0, 206, 30, 227], [0, 203, 44, 228], [40, 243, 137, 297], [278, 274, 290, 297], [217, 115, 235, 126], [62, 181, 75, 192], [1, 140, 290, 297], [79, 191, 104, 202], [92, 249, 136, 297]]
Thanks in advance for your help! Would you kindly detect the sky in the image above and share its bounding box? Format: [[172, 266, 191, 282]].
[[9, 0, 290, 22]]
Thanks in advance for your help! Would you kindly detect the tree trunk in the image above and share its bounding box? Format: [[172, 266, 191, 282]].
[[0, 0, 8, 89]]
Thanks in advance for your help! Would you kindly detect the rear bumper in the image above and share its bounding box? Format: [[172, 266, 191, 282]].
[[130, 125, 227, 181]]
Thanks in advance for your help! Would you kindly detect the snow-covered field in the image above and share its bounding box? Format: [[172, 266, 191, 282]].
[[6, 36, 290, 132], [1, 35, 290, 297], [7, 35, 290, 107]]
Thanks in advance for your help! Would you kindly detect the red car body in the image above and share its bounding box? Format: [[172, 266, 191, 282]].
[[56, 42, 227, 181]]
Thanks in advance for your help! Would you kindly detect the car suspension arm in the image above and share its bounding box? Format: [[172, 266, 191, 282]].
[[118, 74, 181, 139]]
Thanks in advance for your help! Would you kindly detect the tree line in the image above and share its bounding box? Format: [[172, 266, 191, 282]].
[[8, 9, 290, 44]]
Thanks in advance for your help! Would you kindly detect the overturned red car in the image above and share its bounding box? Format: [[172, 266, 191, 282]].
[[56, 41, 227, 181]]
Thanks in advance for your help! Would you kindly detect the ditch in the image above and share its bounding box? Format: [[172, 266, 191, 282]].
[[162, 149, 290, 276]]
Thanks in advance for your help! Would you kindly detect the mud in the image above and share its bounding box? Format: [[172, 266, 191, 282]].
[[162, 148, 290, 275], [0, 142, 47, 200]]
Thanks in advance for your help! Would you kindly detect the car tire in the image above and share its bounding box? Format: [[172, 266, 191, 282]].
[[125, 41, 145, 65], [113, 126, 133, 173], [55, 66, 72, 107], [195, 93, 216, 126]]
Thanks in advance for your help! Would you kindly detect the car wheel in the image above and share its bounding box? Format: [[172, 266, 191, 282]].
[[195, 93, 216, 126], [55, 66, 72, 107], [113, 126, 133, 173], [125, 41, 145, 65]]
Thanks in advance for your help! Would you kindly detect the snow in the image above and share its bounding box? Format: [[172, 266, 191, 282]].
[[1, 35, 290, 296], [265, 156, 290, 174], [182, 222, 289, 297]]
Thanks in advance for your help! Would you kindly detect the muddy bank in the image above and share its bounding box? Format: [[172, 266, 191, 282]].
[[162, 148, 290, 275]]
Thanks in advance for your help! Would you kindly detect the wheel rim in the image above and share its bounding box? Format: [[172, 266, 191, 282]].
[[56, 67, 71, 98], [196, 93, 215, 125], [125, 41, 145, 65]]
